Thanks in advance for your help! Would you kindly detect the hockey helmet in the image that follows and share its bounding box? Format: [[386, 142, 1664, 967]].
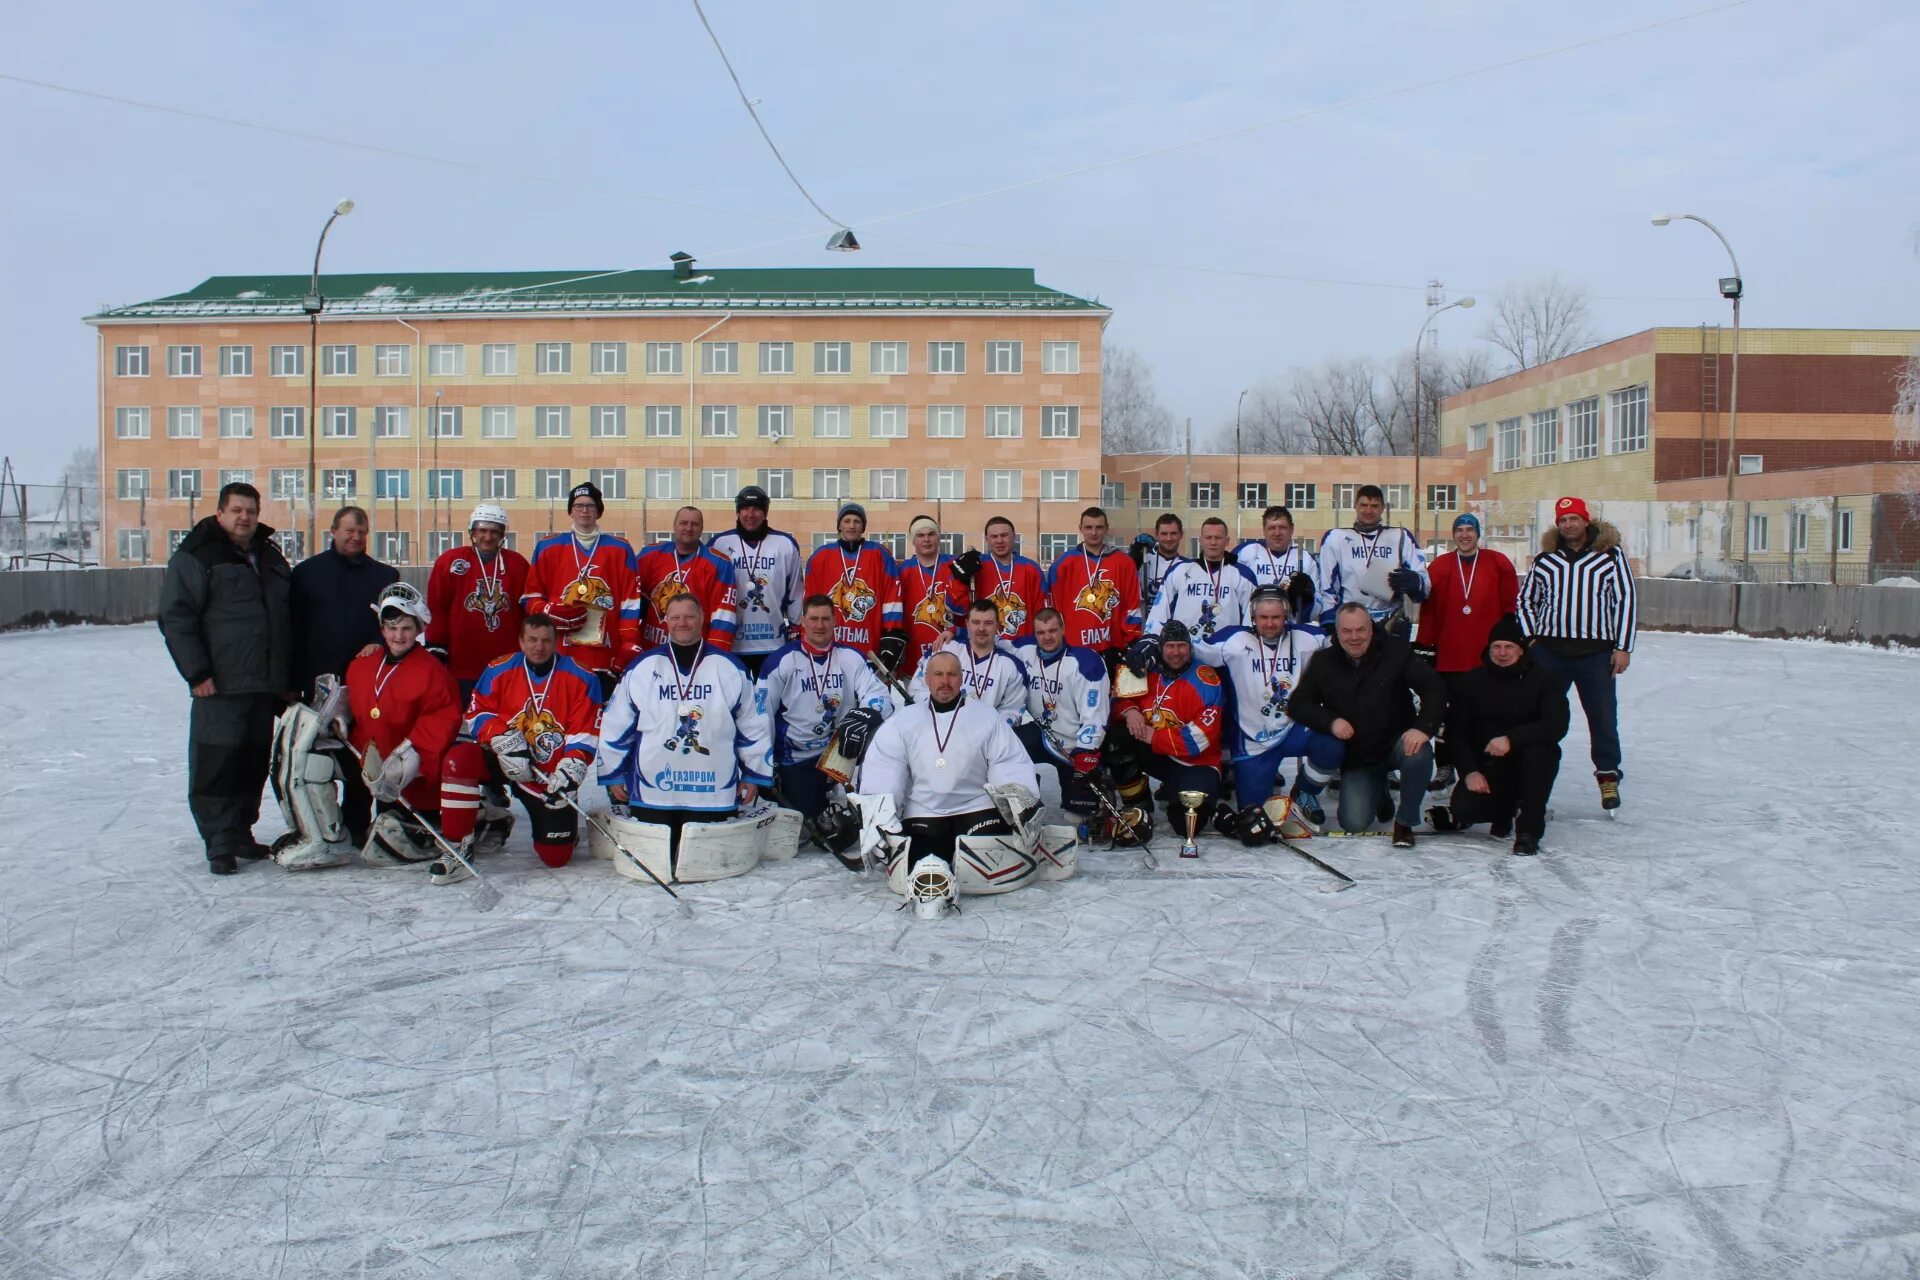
[[468, 502, 509, 531], [371, 580, 432, 627]]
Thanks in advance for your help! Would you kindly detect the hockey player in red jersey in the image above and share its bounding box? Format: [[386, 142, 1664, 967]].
[[954, 515, 1045, 643], [1043, 506, 1143, 660], [897, 514, 969, 675], [1105, 620, 1227, 837], [802, 502, 905, 667], [424, 502, 530, 701], [634, 506, 738, 651], [437, 613, 605, 875], [519, 482, 640, 696]]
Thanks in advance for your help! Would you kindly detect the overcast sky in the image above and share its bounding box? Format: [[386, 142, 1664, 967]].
[[3, 0, 1916, 479]]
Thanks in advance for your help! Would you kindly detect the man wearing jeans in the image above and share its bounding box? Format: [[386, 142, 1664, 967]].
[[1286, 603, 1446, 848], [1517, 496, 1637, 811]]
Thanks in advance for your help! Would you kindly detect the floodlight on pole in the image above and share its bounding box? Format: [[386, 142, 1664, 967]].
[[1412, 295, 1475, 547], [304, 198, 355, 556], [1651, 211, 1744, 563]]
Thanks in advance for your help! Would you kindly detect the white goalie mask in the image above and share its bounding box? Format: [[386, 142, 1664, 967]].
[[909, 856, 955, 920]]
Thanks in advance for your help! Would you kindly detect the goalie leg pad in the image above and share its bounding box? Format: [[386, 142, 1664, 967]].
[[602, 812, 675, 885], [268, 703, 352, 870], [363, 810, 439, 868], [666, 807, 773, 883], [1034, 824, 1080, 881], [953, 832, 1038, 896], [759, 804, 803, 861]]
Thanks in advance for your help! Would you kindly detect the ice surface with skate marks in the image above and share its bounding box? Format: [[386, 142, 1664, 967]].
[[1, 626, 1917, 1279]]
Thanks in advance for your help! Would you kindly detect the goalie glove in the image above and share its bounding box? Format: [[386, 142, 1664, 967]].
[[985, 782, 1043, 847], [372, 740, 420, 802], [543, 601, 588, 634], [951, 548, 982, 584], [873, 631, 907, 675], [490, 731, 534, 783], [1122, 635, 1162, 679], [543, 756, 590, 805]]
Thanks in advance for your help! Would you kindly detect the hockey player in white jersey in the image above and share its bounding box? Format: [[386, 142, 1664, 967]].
[[1128, 512, 1187, 616], [757, 593, 893, 839], [707, 485, 805, 679], [1317, 484, 1429, 633], [598, 593, 773, 870], [1146, 516, 1259, 644], [1010, 607, 1109, 817], [1233, 504, 1326, 624], [908, 598, 1028, 727], [1190, 587, 1344, 833]]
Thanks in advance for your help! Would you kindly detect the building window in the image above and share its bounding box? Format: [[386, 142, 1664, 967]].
[[217, 406, 252, 439], [321, 344, 356, 376], [426, 469, 463, 500], [375, 469, 410, 499], [115, 469, 149, 498], [701, 405, 738, 438], [927, 405, 965, 438], [985, 469, 1022, 501], [758, 405, 793, 439], [532, 468, 570, 500], [373, 531, 410, 562], [702, 341, 738, 374], [870, 532, 903, 560], [1495, 417, 1524, 472], [270, 407, 305, 439], [814, 341, 852, 375], [166, 406, 201, 439], [1041, 469, 1078, 501], [1281, 482, 1314, 509], [269, 468, 305, 499], [1748, 513, 1769, 553], [639, 342, 678, 375], [586, 341, 626, 375], [985, 406, 1022, 439], [431, 405, 463, 438], [114, 406, 150, 439], [1101, 480, 1125, 508], [1037, 405, 1077, 439], [1190, 482, 1220, 509], [1528, 407, 1559, 467], [535, 342, 572, 375], [419, 529, 457, 558], [1239, 482, 1268, 510], [579, 469, 619, 502], [870, 468, 908, 500], [759, 342, 794, 375], [812, 405, 851, 439], [1790, 511, 1811, 553], [534, 406, 571, 438], [1565, 397, 1600, 460], [320, 468, 357, 499], [645, 405, 682, 438], [321, 406, 357, 438], [373, 406, 411, 438], [482, 344, 516, 376], [1042, 341, 1079, 374], [270, 345, 304, 377], [1141, 481, 1172, 507], [700, 468, 738, 501], [1836, 509, 1854, 552], [643, 469, 681, 500], [1467, 422, 1488, 451], [272, 530, 306, 561], [480, 468, 516, 499], [115, 345, 150, 377], [986, 340, 1023, 374], [167, 345, 202, 377], [1428, 484, 1459, 511], [1738, 454, 1764, 475], [479, 406, 513, 438], [813, 468, 851, 501], [1383, 484, 1411, 511], [590, 405, 628, 438], [928, 341, 965, 375], [218, 470, 249, 488], [1608, 385, 1648, 454], [118, 528, 151, 562], [219, 345, 253, 377], [757, 468, 794, 499], [1332, 482, 1359, 510], [427, 344, 464, 376], [869, 405, 907, 439], [928, 469, 964, 501], [1039, 533, 1075, 564], [870, 341, 908, 375], [374, 344, 410, 377]]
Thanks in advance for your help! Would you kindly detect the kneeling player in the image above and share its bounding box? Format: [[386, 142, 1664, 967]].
[[758, 593, 893, 843], [1010, 607, 1109, 816], [436, 614, 604, 878], [1105, 621, 1227, 838], [597, 593, 773, 872], [345, 583, 464, 866]]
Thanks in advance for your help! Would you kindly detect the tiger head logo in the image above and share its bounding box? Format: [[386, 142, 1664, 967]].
[[912, 589, 949, 631], [830, 575, 877, 623], [648, 573, 688, 621], [1074, 571, 1120, 621], [559, 573, 613, 614], [1145, 706, 1180, 732], [464, 580, 509, 632], [987, 581, 1027, 635], [509, 703, 567, 765]]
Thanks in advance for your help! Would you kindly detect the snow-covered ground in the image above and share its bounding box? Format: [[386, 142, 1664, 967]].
[[3, 627, 1917, 1280]]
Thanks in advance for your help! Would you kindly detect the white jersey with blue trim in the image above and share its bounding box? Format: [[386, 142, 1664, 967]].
[[907, 639, 1029, 727], [1139, 549, 1186, 615], [1317, 525, 1428, 622], [1189, 624, 1328, 759], [707, 527, 805, 655], [597, 645, 772, 814], [1232, 539, 1329, 619], [1145, 557, 1258, 642], [756, 640, 893, 765], [1010, 637, 1109, 759]]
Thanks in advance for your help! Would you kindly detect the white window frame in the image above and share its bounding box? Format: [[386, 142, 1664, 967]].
[[702, 341, 738, 375], [535, 342, 572, 375], [700, 468, 739, 501], [219, 345, 253, 377], [759, 342, 794, 375], [374, 469, 410, 500], [321, 344, 356, 376], [1040, 405, 1080, 439], [373, 530, 410, 562], [320, 468, 357, 499], [374, 344, 411, 377], [986, 340, 1023, 374], [928, 341, 965, 375], [1040, 469, 1078, 501], [758, 404, 793, 440], [428, 344, 464, 376], [427, 468, 463, 500], [532, 468, 570, 500], [1240, 482, 1269, 510], [593, 341, 631, 375], [869, 468, 908, 501], [167, 345, 202, 377], [479, 468, 516, 500], [118, 528, 152, 562], [1748, 513, 1770, 553], [1140, 481, 1172, 507], [1101, 480, 1125, 508], [167, 468, 203, 499], [480, 406, 514, 439], [1790, 511, 1811, 553], [701, 405, 739, 438], [482, 343, 516, 376], [927, 469, 964, 501], [219, 406, 254, 439], [757, 468, 794, 499], [1607, 385, 1649, 455], [270, 345, 304, 377], [115, 345, 150, 377], [813, 405, 851, 439], [167, 406, 202, 439], [1190, 482, 1221, 510], [590, 405, 628, 438], [1836, 509, 1854, 553], [431, 405, 463, 438], [270, 407, 305, 439], [1383, 484, 1411, 511], [590, 468, 627, 500], [870, 341, 908, 375], [927, 405, 965, 438], [1467, 422, 1488, 451], [533, 406, 571, 439], [1041, 341, 1079, 374], [269, 468, 305, 499], [642, 342, 679, 375], [814, 341, 852, 375], [645, 405, 683, 438], [1567, 398, 1600, 461], [1427, 484, 1459, 512], [321, 406, 357, 438], [1039, 533, 1074, 564], [115, 406, 151, 439], [372, 406, 411, 439], [869, 405, 907, 439], [644, 468, 681, 500], [1495, 417, 1524, 472], [984, 469, 1022, 502], [115, 468, 149, 498], [812, 468, 852, 501], [985, 406, 1022, 439], [1530, 407, 1560, 468], [1283, 482, 1314, 509]]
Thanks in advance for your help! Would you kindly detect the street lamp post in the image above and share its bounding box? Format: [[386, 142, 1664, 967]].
[[1232, 388, 1248, 540], [1652, 213, 1743, 563], [302, 198, 355, 557], [1412, 295, 1475, 548]]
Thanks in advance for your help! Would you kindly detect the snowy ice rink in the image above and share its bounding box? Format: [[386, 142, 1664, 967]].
[[2, 625, 1917, 1279]]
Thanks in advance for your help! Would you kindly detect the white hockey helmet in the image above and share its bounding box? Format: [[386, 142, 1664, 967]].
[[468, 502, 509, 531], [371, 580, 432, 627]]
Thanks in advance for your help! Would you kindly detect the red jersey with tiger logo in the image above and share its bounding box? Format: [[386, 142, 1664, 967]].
[[424, 545, 531, 681], [1044, 545, 1143, 653], [344, 645, 464, 808], [520, 530, 641, 674], [803, 540, 903, 654], [973, 552, 1045, 641], [464, 651, 604, 771], [1112, 662, 1226, 767], [633, 543, 739, 650], [897, 554, 969, 674]]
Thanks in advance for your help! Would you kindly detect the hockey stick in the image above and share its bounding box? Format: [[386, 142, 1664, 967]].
[[1086, 778, 1156, 870], [557, 794, 694, 919], [1274, 834, 1356, 890], [338, 740, 503, 911], [865, 646, 914, 705]]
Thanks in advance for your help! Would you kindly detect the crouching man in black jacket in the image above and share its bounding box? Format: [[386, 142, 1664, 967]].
[[1287, 602, 1445, 847], [1430, 613, 1570, 856]]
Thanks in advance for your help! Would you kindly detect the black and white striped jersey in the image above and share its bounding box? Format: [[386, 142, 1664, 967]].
[[1518, 542, 1638, 652]]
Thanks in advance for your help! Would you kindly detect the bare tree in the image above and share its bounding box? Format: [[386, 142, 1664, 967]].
[[1480, 274, 1596, 372], [1100, 343, 1178, 453], [1232, 349, 1495, 457], [59, 446, 100, 521]]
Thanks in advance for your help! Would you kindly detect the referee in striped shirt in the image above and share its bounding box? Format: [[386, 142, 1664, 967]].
[[1517, 496, 1637, 810]]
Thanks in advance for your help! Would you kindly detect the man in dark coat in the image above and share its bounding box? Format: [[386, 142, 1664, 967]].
[[1287, 602, 1446, 847], [1430, 613, 1570, 856], [158, 483, 296, 874], [289, 505, 398, 699]]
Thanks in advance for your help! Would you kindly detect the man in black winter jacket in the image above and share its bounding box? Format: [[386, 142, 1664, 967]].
[[289, 505, 398, 698], [1287, 602, 1446, 846], [157, 483, 296, 874], [1431, 613, 1570, 855]]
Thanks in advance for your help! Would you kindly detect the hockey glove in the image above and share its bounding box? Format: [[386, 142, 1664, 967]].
[[952, 548, 983, 584], [490, 731, 534, 783], [372, 741, 420, 802], [1387, 565, 1426, 602], [426, 644, 451, 666], [543, 756, 590, 805], [874, 632, 907, 675], [543, 601, 588, 634], [1122, 635, 1162, 678], [1286, 571, 1318, 620], [1128, 533, 1152, 567], [834, 706, 886, 766], [1070, 749, 1102, 775]]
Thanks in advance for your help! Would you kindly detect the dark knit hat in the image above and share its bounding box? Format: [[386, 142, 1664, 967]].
[[567, 482, 605, 515], [1160, 620, 1192, 644], [1488, 613, 1527, 648]]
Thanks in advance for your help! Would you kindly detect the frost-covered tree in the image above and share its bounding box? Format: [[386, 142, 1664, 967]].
[[1480, 274, 1596, 372], [1099, 343, 1178, 454]]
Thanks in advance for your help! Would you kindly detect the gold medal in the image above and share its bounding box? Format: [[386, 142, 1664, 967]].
[[369, 707, 381, 719]]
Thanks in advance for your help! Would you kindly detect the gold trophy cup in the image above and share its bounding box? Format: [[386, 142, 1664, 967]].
[[1178, 790, 1207, 859]]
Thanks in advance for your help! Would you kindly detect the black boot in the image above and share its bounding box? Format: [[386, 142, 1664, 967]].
[[207, 854, 238, 876], [1511, 830, 1541, 857]]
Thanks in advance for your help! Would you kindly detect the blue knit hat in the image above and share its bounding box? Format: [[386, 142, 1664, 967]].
[[1452, 513, 1482, 535]]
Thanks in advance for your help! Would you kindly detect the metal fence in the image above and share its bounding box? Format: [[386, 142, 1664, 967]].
[[0, 483, 99, 570]]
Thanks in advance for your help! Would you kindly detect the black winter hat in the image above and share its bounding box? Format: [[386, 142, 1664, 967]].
[[1487, 613, 1527, 648], [568, 482, 605, 515], [1160, 620, 1192, 644], [735, 485, 770, 511]]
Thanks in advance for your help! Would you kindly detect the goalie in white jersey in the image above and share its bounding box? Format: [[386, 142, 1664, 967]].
[[707, 485, 805, 679], [1317, 484, 1429, 633], [1146, 516, 1258, 643], [757, 593, 893, 836], [1010, 607, 1109, 817], [907, 598, 1029, 727], [1190, 587, 1345, 834], [598, 593, 773, 868]]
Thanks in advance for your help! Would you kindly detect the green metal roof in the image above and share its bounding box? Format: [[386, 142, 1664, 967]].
[[88, 266, 1107, 321]]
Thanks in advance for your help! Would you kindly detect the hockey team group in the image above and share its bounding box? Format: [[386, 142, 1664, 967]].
[[157, 475, 1639, 914]]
